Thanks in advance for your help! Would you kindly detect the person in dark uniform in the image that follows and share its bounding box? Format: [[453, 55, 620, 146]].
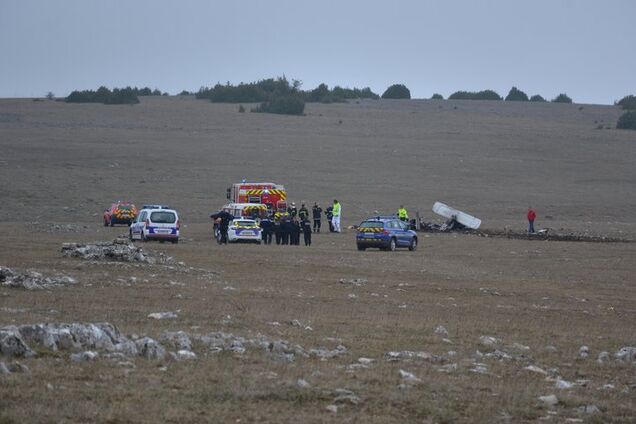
[[298, 204, 309, 222], [260, 216, 273, 245], [281, 217, 291, 245], [287, 202, 298, 219], [312, 202, 322, 233], [210, 211, 234, 245], [291, 218, 302, 245], [325, 206, 334, 232], [302, 219, 312, 246], [274, 218, 282, 245]]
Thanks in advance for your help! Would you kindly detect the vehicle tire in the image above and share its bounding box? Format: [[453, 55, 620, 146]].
[[409, 238, 417, 251], [388, 238, 397, 252], [357, 244, 366, 251]]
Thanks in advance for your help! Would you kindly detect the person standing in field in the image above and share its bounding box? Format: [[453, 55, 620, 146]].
[[325, 206, 334, 232], [332, 199, 341, 233], [397, 205, 409, 222], [302, 218, 312, 246], [298, 204, 309, 222], [312, 202, 322, 233], [527, 207, 537, 233]]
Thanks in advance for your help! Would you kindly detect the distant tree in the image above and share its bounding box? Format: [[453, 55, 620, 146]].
[[45, 91, 55, 100], [505, 86, 529, 101], [238, 104, 245, 113], [431, 93, 444, 100], [616, 111, 636, 130], [552, 93, 573, 103], [382, 84, 411, 99], [616, 95, 636, 110], [530, 94, 547, 102], [179, 90, 192, 96], [448, 90, 502, 100]]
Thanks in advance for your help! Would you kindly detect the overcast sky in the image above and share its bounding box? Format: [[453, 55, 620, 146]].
[[1, 0, 634, 104]]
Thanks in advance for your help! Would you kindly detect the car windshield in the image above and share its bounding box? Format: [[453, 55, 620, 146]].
[[150, 211, 176, 223], [235, 220, 256, 226], [360, 221, 384, 228], [117, 204, 133, 211]]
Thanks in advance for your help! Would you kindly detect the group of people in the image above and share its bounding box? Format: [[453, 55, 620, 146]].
[[211, 199, 343, 246]]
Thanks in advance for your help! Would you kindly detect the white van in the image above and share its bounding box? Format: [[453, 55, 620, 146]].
[[129, 207, 180, 244]]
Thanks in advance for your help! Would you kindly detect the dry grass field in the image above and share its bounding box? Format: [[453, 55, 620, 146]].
[[1, 96, 635, 423]]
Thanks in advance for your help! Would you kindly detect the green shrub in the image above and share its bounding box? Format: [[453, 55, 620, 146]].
[[45, 92, 55, 100], [530, 94, 546, 102], [448, 90, 502, 100], [617, 95, 636, 110], [505, 86, 529, 101], [616, 111, 636, 130], [253, 95, 305, 115], [382, 84, 411, 99], [179, 90, 192, 96], [65, 86, 162, 104], [552, 93, 572, 103], [430, 93, 444, 100]]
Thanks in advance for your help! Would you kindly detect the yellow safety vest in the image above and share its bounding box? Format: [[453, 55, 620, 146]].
[[398, 208, 408, 220], [332, 202, 341, 217]]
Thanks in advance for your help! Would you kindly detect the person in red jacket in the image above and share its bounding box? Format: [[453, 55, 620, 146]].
[[527, 207, 537, 233]]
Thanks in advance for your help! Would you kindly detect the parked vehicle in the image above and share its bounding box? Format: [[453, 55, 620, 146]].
[[103, 202, 137, 226], [226, 182, 288, 216], [356, 216, 418, 251], [227, 218, 262, 244], [129, 206, 180, 243]]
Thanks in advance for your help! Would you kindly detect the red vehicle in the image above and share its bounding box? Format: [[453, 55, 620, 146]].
[[225, 182, 287, 215], [103, 202, 138, 226]]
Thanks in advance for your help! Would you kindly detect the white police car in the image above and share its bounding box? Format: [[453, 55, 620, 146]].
[[129, 206, 180, 244], [227, 219, 262, 244]]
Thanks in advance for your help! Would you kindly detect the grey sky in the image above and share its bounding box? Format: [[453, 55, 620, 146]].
[[1, 0, 634, 104]]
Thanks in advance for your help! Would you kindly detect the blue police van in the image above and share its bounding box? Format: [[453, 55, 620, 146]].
[[356, 216, 418, 251]]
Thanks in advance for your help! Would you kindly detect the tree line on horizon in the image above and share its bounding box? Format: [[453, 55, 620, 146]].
[[60, 81, 636, 130]]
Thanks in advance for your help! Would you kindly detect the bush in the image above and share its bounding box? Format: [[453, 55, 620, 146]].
[[616, 111, 636, 130], [530, 94, 546, 102], [238, 104, 245, 113], [179, 90, 192, 96], [431, 93, 444, 100], [65, 86, 162, 104], [253, 95, 305, 115], [306, 83, 378, 103], [382, 84, 411, 99], [552, 93, 572, 103], [617, 95, 636, 110], [505, 86, 529, 101], [448, 90, 502, 100], [45, 92, 55, 100]]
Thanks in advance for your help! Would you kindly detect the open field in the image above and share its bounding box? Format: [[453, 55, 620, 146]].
[[1, 97, 635, 423]]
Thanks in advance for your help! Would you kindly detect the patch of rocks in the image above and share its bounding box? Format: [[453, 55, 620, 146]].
[[0, 266, 77, 290], [61, 239, 173, 264]]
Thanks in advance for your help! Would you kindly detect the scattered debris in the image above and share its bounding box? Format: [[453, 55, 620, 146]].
[[339, 278, 367, 286], [538, 394, 559, 407], [597, 351, 610, 363], [579, 346, 589, 358], [434, 325, 449, 337], [70, 351, 99, 362], [399, 369, 422, 384], [524, 365, 548, 375], [333, 388, 361, 405], [576, 405, 600, 414], [555, 378, 574, 389], [61, 240, 174, 264], [385, 351, 432, 362], [478, 336, 501, 348], [0, 266, 77, 290], [148, 312, 178, 320], [615, 346, 636, 362], [296, 378, 311, 389], [325, 404, 338, 414]]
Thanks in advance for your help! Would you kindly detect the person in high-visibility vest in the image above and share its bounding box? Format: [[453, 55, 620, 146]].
[[397, 205, 409, 222], [332, 199, 342, 233]]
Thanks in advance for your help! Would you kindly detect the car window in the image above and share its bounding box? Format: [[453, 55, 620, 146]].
[[139, 211, 147, 221], [150, 211, 176, 224], [360, 221, 383, 229], [398, 221, 409, 230]]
